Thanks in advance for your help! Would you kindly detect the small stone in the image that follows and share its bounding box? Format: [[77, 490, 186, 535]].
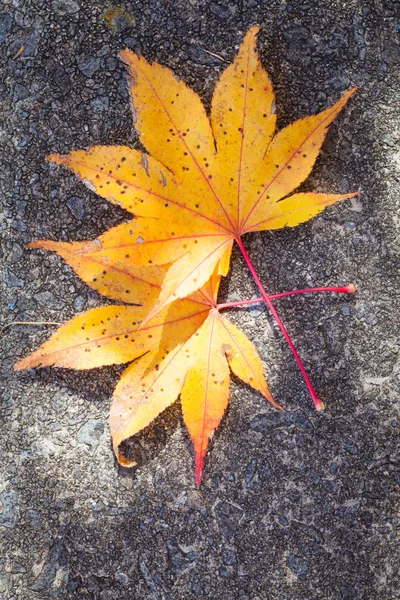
[[340, 582, 361, 600], [209, 2, 237, 18], [13, 84, 29, 101], [222, 548, 236, 566], [77, 419, 104, 449], [187, 46, 223, 66], [16, 135, 30, 150], [248, 301, 265, 318], [214, 501, 243, 541], [4, 269, 24, 288], [343, 441, 358, 454], [286, 555, 309, 580], [90, 96, 109, 112], [0, 573, 12, 594], [66, 196, 86, 220], [23, 30, 41, 57], [115, 572, 128, 586], [15, 201, 27, 217], [52, 0, 80, 15], [381, 41, 399, 67], [34, 291, 65, 311], [0, 489, 19, 528], [53, 66, 71, 94], [73, 295, 86, 312], [0, 13, 13, 42], [122, 37, 138, 50], [76, 54, 101, 78]]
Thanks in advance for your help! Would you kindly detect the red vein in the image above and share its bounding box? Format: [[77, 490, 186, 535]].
[[34, 307, 210, 360], [196, 311, 216, 486], [96, 232, 227, 253], [236, 31, 252, 225], [72, 254, 162, 290], [197, 284, 214, 306]]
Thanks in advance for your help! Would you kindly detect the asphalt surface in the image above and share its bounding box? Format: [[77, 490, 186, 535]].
[[1, 1, 399, 598]]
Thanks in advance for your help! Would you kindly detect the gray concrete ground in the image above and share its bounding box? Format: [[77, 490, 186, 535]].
[[1, 0, 399, 598]]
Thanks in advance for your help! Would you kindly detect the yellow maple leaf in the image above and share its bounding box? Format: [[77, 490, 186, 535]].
[[16, 26, 359, 484]]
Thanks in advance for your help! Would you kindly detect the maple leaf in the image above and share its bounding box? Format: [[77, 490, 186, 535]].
[[16, 26, 359, 485], [16, 272, 279, 485]]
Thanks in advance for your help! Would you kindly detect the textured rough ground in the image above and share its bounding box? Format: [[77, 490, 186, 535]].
[[1, 1, 399, 598]]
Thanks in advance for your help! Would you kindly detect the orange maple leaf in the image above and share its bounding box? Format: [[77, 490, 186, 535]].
[[16, 26, 358, 484]]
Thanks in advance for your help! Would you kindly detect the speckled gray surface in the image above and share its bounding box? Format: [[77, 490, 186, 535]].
[[1, 1, 399, 598]]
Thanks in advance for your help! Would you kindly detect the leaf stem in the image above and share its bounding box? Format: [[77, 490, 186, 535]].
[[235, 237, 325, 411], [217, 284, 355, 310]]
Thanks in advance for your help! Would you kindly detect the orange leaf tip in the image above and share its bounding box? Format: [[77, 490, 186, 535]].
[[115, 447, 137, 468], [46, 152, 66, 165], [195, 455, 205, 488]]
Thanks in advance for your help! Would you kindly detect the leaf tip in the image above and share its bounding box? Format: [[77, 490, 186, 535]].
[[26, 240, 59, 253], [46, 152, 66, 166], [342, 87, 358, 106], [261, 386, 283, 411], [26, 240, 43, 249], [119, 48, 144, 72], [14, 352, 43, 371], [195, 454, 205, 488], [114, 445, 137, 468], [247, 24, 261, 37], [14, 358, 27, 371], [119, 48, 133, 64]]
